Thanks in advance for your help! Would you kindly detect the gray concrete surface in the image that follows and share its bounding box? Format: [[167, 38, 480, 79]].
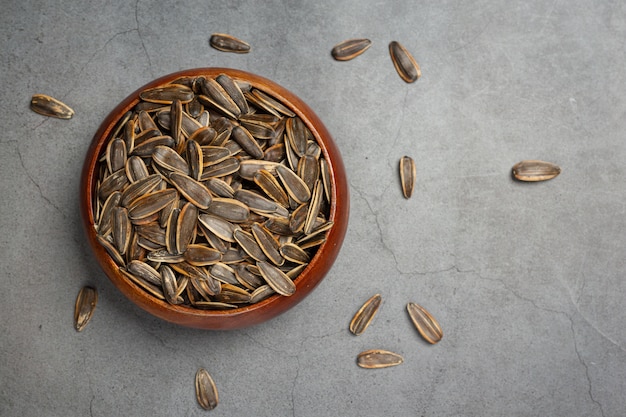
[[2, 0, 625, 416]]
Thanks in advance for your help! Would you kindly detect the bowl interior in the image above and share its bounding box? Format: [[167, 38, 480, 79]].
[[80, 68, 349, 329]]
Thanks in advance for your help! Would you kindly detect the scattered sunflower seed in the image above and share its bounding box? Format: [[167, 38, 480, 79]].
[[399, 156, 416, 199], [30, 94, 74, 119], [349, 293, 382, 336], [511, 160, 561, 182], [389, 41, 421, 83], [406, 302, 443, 344], [195, 368, 219, 410], [209, 33, 251, 53], [331, 38, 372, 61], [74, 286, 98, 332], [357, 349, 404, 369]]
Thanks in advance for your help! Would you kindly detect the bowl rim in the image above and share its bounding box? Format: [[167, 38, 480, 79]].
[[80, 67, 349, 329]]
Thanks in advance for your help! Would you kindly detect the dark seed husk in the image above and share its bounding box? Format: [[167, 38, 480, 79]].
[[209, 33, 251, 54], [139, 84, 194, 104], [389, 41, 421, 83], [331, 38, 372, 61]]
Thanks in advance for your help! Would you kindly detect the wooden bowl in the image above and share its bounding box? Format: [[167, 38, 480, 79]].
[[79, 68, 349, 329]]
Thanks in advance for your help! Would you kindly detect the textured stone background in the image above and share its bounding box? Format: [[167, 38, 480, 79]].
[[1, 0, 625, 416]]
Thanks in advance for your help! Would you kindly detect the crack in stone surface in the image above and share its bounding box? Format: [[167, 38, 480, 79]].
[[473, 272, 606, 416], [134, 0, 154, 77], [15, 143, 67, 219]]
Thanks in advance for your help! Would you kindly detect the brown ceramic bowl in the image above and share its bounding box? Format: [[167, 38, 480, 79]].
[[80, 68, 349, 330]]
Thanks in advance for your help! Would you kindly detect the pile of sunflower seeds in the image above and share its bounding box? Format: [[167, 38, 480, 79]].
[[92, 73, 334, 309]]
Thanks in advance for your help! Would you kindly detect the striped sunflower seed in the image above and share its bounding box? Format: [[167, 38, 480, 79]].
[[511, 160, 561, 182], [349, 294, 382, 336], [331, 38, 372, 61], [399, 155, 416, 199], [74, 286, 98, 332], [357, 349, 404, 369], [389, 41, 421, 83], [407, 302, 443, 344], [195, 368, 219, 410], [209, 33, 251, 54], [30, 94, 74, 119]]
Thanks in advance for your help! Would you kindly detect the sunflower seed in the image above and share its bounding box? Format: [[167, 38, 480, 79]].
[[106, 138, 127, 173], [176, 202, 197, 254], [216, 73, 249, 114], [231, 125, 264, 159], [234, 229, 267, 262], [357, 350, 404, 369], [198, 77, 241, 119], [96, 234, 126, 266], [97, 191, 122, 235], [205, 198, 250, 223], [399, 156, 416, 199], [112, 207, 131, 255], [120, 174, 162, 207], [407, 302, 443, 344], [99, 169, 129, 201], [235, 264, 265, 290], [30, 94, 74, 119], [200, 157, 240, 179], [161, 265, 183, 305], [127, 260, 162, 286], [195, 368, 219, 410], [276, 164, 311, 204], [238, 160, 280, 180], [125, 156, 150, 183], [331, 38, 372, 61], [119, 267, 165, 299], [127, 188, 177, 220], [320, 158, 331, 202], [251, 223, 284, 266], [279, 243, 310, 264], [511, 160, 561, 182], [209, 33, 250, 53], [304, 179, 323, 235], [349, 294, 382, 336], [169, 172, 212, 209], [132, 135, 175, 157], [140, 84, 194, 104], [257, 261, 296, 296], [253, 169, 289, 208], [184, 244, 222, 266], [170, 99, 183, 150], [297, 154, 319, 192], [186, 139, 203, 181], [249, 284, 276, 303], [198, 214, 238, 242], [234, 189, 279, 215], [74, 286, 97, 332], [249, 89, 295, 117], [286, 117, 308, 156], [205, 177, 235, 198], [389, 41, 421, 83], [209, 263, 239, 285], [152, 145, 190, 175]]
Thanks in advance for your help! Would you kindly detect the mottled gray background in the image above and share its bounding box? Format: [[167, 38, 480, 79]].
[[2, 0, 625, 416]]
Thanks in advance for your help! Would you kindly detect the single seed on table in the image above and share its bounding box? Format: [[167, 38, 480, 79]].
[[511, 160, 561, 182], [399, 155, 416, 199], [389, 41, 421, 83], [74, 286, 98, 332], [195, 368, 219, 410], [406, 302, 443, 344], [356, 349, 403, 369], [331, 38, 372, 61], [30, 94, 74, 119], [209, 33, 251, 53], [349, 293, 382, 336]]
